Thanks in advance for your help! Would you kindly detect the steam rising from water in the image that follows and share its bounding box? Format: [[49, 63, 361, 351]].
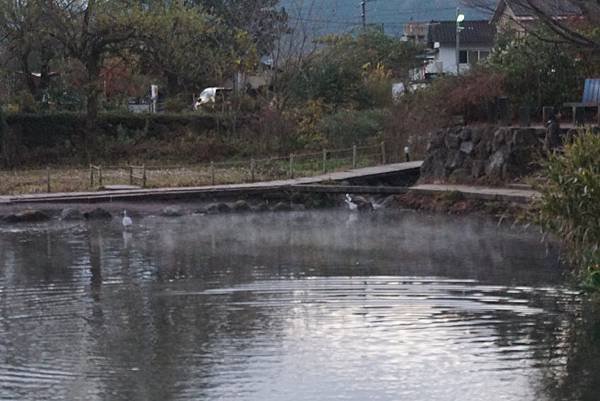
[[0, 210, 594, 401]]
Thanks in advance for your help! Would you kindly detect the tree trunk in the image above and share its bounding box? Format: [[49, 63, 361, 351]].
[[166, 71, 179, 96], [20, 51, 38, 99], [39, 43, 53, 97], [84, 52, 102, 161]]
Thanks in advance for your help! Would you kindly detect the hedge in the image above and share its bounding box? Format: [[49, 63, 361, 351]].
[[0, 111, 244, 166]]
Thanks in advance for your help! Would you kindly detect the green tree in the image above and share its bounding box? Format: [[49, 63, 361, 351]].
[[191, 0, 287, 55], [487, 28, 585, 111], [45, 0, 138, 135], [134, 2, 257, 95], [538, 130, 600, 290], [0, 0, 57, 100], [284, 30, 420, 109], [0, 105, 10, 166]]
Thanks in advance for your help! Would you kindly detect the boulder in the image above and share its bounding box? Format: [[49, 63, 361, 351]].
[[429, 130, 446, 149], [272, 202, 291, 212], [485, 147, 509, 179], [460, 128, 472, 141], [161, 206, 183, 217], [445, 150, 464, 170], [84, 208, 112, 220], [459, 141, 474, 155], [290, 192, 306, 204], [291, 203, 307, 211], [492, 128, 509, 152], [445, 133, 461, 150], [471, 160, 486, 179], [61, 208, 84, 221], [3, 210, 51, 223], [471, 128, 482, 144], [421, 126, 545, 183], [421, 148, 448, 179], [231, 200, 251, 212], [206, 203, 231, 214], [252, 202, 269, 212]]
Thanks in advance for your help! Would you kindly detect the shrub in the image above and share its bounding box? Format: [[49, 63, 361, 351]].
[[13, 91, 38, 113], [0, 105, 9, 165], [538, 130, 600, 290], [1, 111, 227, 166], [318, 108, 386, 148], [487, 27, 588, 112], [164, 95, 192, 113], [384, 68, 505, 161]]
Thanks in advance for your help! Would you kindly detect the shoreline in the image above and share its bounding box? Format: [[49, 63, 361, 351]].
[[0, 188, 534, 226]]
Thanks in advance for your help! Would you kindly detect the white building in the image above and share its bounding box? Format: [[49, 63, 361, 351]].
[[427, 20, 495, 76], [407, 20, 495, 80]]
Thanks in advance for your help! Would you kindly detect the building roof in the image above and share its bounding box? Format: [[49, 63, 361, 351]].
[[428, 20, 495, 47], [492, 0, 582, 23]]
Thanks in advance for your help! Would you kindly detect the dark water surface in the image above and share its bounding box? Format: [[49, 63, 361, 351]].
[[1, 210, 599, 401]]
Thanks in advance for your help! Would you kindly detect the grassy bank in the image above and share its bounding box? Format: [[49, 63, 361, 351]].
[[0, 147, 382, 195]]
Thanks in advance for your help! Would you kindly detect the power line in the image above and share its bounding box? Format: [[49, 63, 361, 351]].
[[284, 1, 488, 33]]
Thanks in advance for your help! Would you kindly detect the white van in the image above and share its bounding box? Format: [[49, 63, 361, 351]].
[[193, 87, 231, 110]]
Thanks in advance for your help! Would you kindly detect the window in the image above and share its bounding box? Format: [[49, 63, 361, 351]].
[[468, 50, 479, 64], [459, 50, 490, 65]]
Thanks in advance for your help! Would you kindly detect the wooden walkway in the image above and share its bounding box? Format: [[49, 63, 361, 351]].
[[0, 161, 423, 205], [0, 162, 542, 206]]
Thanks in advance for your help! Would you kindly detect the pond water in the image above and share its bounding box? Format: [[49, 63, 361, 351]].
[[0, 210, 599, 401]]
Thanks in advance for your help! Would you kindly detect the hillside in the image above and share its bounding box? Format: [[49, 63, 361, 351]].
[[281, 0, 494, 37]]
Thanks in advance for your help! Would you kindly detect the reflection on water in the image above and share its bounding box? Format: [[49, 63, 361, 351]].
[[0, 210, 598, 401]]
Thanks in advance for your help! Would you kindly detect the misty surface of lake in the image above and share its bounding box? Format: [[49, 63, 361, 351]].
[[1, 210, 599, 401]]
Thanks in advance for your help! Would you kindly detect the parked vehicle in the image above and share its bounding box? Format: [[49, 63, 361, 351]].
[[193, 87, 232, 110]]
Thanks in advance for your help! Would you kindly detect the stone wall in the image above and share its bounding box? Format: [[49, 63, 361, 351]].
[[420, 126, 544, 183]]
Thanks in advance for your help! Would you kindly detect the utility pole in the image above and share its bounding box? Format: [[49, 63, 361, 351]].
[[361, 1, 366, 30]]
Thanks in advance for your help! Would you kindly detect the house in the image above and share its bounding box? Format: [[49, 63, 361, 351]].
[[491, 0, 582, 34], [403, 21, 429, 45], [404, 19, 496, 81], [426, 20, 495, 76]]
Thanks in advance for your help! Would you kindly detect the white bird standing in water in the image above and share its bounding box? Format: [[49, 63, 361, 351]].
[[122, 210, 133, 228], [344, 194, 358, 211]]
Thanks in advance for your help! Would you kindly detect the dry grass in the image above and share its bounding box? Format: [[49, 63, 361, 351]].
[[0, 148, 383, 195]]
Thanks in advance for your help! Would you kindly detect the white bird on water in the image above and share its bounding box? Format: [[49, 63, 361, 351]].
[[344, 194, 358, 211], [122, 210, 133, 228]]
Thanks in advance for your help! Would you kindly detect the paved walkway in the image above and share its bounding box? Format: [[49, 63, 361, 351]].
[[410, 184, 540, 203], [0, 162, 423, 205]]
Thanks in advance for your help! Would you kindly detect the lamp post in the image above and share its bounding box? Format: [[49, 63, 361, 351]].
[[456, 10, 465, 75]]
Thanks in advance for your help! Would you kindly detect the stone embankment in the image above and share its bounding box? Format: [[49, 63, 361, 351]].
[[0, 193, 395, 224], [420, 126, 544, 183]]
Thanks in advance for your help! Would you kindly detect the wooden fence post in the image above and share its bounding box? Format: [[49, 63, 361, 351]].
[[381, 141, 386, 165], [90, 164, 94, 188], [98, 166, 103, 187], [142, 165, 147, 188], [250, 158, 255, 182], [289, 154, 294, 179], [129, 166, 133, 185], [210, 161, 215, 185], [46, 166, 51, 193], [322, 149, 327, 174], [352, 145, 357, 169]]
